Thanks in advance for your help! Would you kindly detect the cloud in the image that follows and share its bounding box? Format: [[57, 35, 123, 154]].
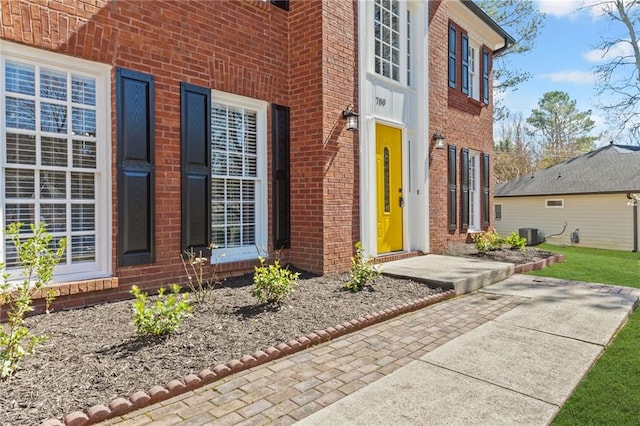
[[584, 42, 635, 62], [539, 70, 596, 84], [536, 0, 606, 19], [537, 0, 580, 17]]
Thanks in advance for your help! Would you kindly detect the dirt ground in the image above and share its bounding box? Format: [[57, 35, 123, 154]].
[[0, 246, 553, 424]]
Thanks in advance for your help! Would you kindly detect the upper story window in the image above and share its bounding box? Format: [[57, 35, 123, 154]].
[[0, 42, 111, 281], [468, 43, 479, 100], [373, 0, 412, 86], [448, 22, 490, 105], [271, 0, 289, 11], [374, 0, 400, 81]]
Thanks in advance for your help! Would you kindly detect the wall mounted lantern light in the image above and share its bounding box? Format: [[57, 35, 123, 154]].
[[433, 132, 446, 149], [343, 104, 359, 131]]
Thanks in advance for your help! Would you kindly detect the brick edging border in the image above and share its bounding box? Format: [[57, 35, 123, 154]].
[[42, 289, 457, 426], [513, 254, 565, 274]]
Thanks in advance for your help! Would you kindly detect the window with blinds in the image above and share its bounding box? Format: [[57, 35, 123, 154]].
[[1, 44, 109, 279], [211, 102, 259, 250]]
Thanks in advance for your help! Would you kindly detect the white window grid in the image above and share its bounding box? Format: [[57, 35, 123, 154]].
[[0, 40, 111, 282], [469, 155, 477, 228], [374, 0, 401, 82], [406, 9, 411, 86], [2, 58, 99, 270], [468, 44, 479, 100]]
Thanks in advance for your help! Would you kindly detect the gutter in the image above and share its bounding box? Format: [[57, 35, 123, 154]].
[[493, 36, 511, 57], [461, 0, 515, 56]]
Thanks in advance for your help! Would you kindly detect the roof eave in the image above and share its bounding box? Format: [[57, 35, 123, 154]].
[[460, 0, 515, 54]]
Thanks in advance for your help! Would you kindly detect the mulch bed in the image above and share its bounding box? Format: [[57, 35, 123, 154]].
[[1, 272, 445, 425], [1, 246, 557, 425], [444, 243, 556, 265]]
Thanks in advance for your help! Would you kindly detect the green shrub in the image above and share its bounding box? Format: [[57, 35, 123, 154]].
[[472, 231, 504, 254], [345, 241, 380, 292], [0, 222, 66, 380], [504, 232, 527, 251], [131, 284, 192, 336], [252, 257, 299, 305]]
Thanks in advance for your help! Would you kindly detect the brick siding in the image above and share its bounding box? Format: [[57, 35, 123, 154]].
[[0, 0, 498, 313], [428, 1, 495, 253]]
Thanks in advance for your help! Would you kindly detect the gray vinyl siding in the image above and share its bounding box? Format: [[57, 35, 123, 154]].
[[494, 194, 637, 251]]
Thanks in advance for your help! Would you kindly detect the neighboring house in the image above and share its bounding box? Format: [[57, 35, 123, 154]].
[[494, 143, 640, 251], [0, 0, 511, 312]]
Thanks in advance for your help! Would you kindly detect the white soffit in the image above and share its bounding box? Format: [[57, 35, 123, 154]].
[[447, 0, 505, 51]]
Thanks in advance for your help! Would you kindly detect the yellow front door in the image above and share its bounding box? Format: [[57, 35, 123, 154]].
[[376, 123, 403, 253]]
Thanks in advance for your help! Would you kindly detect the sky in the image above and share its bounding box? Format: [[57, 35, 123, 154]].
[[497, 0, 631, 146]]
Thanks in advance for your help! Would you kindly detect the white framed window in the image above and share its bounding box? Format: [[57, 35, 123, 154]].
[[406, 8, 412, 86], [373, 0, 412, 86], [469, 152, 480, 230], [0, 41, 111, 281], [546, 199, 564, 208], [468, 41, 480, 100], [210, 91, 266, 262], [495, 203, 502, 221]]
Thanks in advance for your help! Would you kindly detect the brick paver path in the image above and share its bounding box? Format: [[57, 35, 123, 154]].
[[102, 292, 527, 426]]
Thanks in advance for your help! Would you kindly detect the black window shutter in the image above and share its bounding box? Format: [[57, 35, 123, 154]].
[[460, 148, 469, 230], [461, 34, 469, 95], [180, 83, 211, 252], [448, 25, 457, 88], [482, 50, 490, 104], [448, 145, 457, 231], [271, 0, 289, 10], [482, 153, 490, 228], [272, 104, 291, 249], [116, 68, 155, 267]]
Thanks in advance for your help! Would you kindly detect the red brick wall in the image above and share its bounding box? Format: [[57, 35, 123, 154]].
[[0, 0, 291, 305], [428, 1, 495, 253], [287, 0, 325, 273], [321, 0, 359, 272]]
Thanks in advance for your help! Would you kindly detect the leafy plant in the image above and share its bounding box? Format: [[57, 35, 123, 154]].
[[504, 232, 527, 251], [131, 284, 192, 336], [345, 241, 380, 292], [0, 222, 66, 380], [180, 246, 222, 303], [472, 231, 504, 254], [252, 257, 300, 306]]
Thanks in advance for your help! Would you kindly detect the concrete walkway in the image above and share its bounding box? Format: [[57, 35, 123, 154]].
[[101, 256, 639, 426]]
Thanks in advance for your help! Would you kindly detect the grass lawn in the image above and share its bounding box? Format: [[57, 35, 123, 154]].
[[531, 244, 640, 425], [529, 243, 640, 288]]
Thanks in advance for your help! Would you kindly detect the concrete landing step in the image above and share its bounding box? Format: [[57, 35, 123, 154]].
[[380, 254, 514, 295]]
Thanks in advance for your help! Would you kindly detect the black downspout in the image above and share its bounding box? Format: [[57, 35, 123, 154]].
[[633, 203, 638, 252]]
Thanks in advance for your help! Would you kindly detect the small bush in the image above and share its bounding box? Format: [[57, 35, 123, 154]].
[[472, 231, 504, 254], [180, 246, 222, 304], [504, 232, 527, 251], [345, 241, 380, 292], [131, 284, 192, 336], [0, 222, 66, 380], [253, 257, 299, 306]]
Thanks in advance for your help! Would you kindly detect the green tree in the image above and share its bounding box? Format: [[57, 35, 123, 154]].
[[526, 91, 598, 168], [476, 0, 546, 119]]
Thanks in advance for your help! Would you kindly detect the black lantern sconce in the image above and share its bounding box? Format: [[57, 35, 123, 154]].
[[343, 104, 359, 131], [433, 132, 445, 149]]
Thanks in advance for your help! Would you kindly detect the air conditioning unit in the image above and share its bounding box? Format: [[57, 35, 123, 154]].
[[518, 228, 539, 246]]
